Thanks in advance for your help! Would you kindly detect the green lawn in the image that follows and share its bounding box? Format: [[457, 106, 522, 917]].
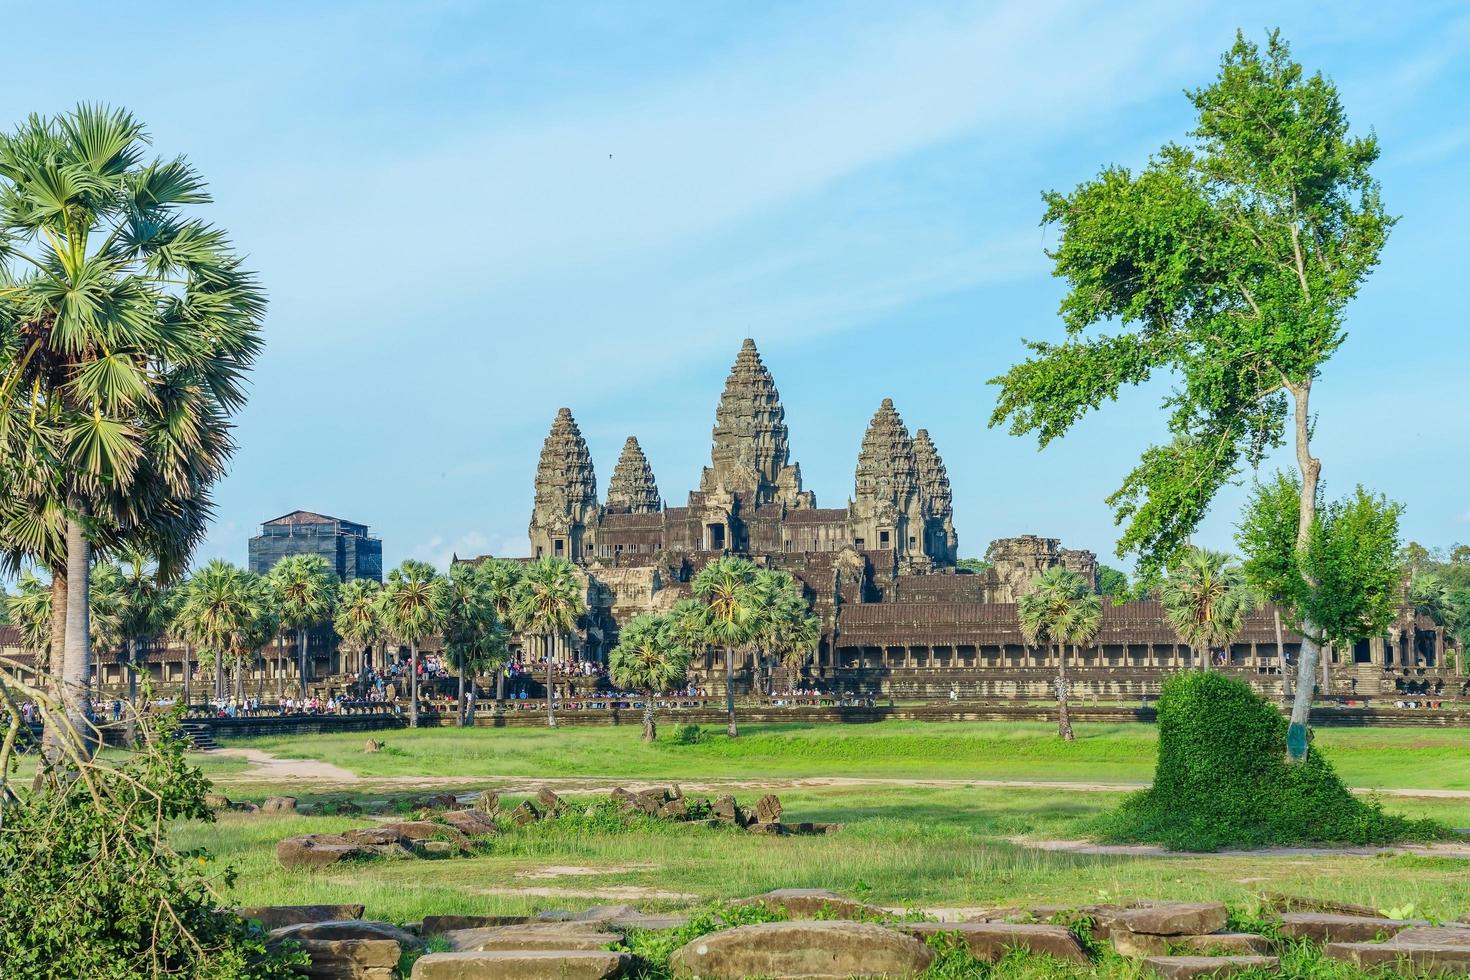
[[214, 720, 1470, 791], [183, 720, 1470, 933]]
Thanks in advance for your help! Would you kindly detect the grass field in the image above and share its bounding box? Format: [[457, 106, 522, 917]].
[[210, 719, 1470, 790], [182, 720, 1470, 932]]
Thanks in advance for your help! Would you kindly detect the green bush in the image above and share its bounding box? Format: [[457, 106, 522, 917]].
[[1096, 671, 1450, 851], [670, 723, 707, 745]]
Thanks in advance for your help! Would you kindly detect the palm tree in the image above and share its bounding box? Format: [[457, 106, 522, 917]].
[[1160, 547, 1257, 671], [511, 557, 585, 729], [478, 558, 524, 703], [435, 563, 501, 726], [692, 556, 759, 736], [6, 570, 53, 661], [776, 608, 822, 692], [267, 554, 340, 697], [173, 561, 274, 705], [1017, 566, 1100, 741], [610, 614, 692, 741], [334, 577, 385, 690], [378, 560, 440, 728], [117, 548, 168, 712], [1410, 572, 1460, 670], [0, 106, 265, 750]]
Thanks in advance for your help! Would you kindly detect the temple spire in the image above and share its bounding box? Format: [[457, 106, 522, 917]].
[[700, 338, 809, 506], [528, 407, 598, 559], [606, 436, 661, 513]]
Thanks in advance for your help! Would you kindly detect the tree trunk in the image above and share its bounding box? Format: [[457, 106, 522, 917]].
[[1321, 646, 1330, 693], [214, 655, 224, 702], [61, 510, 93, 756], [1287, 382, 1323, 762], [275, 632, 284, 701], [546, 634, 557, 729], [642, 693, 656, 742], [458, 662, 466, 727], [297, 626, 308, 697], [724, 644, 737, 738], [1274, 607, 1289, 705], [46, 569, 67, 678], [124, 637, 139, 746], [233, 659, 245, 704], [409, 638, 420, 728], [496, 665, 505, 704], [1056, 642, 1074, 741], [183, 644, 192, 707]]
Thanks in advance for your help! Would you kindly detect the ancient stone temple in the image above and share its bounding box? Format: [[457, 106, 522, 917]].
[[470, 338, 1465, 704]]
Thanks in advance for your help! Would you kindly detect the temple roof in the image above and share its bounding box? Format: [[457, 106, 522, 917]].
[[854, 398, 918, 503], [532, 407, 598, 516], [913, 428, 952, 519]]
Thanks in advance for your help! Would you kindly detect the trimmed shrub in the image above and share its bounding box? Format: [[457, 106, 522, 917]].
[[1097, 671, 1449, 851]]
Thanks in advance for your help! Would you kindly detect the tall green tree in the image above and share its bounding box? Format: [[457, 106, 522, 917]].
[[333, 577, 385, 686], [989, 33, 1392, 760], [266, 554, 339, 698], [173, 561, 274, 704], [377, 560, 440, 728], [117, 547, 168, 709], [6, 564, 127, 689], [1238, 474, 1403, 704], [1159, 547, 1257, 671], [510, 557, 584, 729], [477, 558, 524, 702], [691, 556, 759, 737], [749, 569, 817, 694], [609, 613, 691, 742], [0, 105, 265, 747], [435, 563, 503, 726], [1017, 567, 1100, 741], [6, 569, 52, 656]]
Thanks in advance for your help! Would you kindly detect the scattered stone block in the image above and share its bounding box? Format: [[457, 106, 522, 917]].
[[669, 920, 934, 979], [1142, 954, 1278, 978], [755, 793, 783, 824], [633, 789, 666, 815], [415, 840, 457, 857], [262, 796, 297, 814], [441, 922, 622, 952], [421, 915, 532, 934], [1277, 912, 1410, 944], [269, 919, 424, 949], [732, 888, 884, 920], [1176, 933, 1272, 956], [510, 801, 542, 826], [609, 787, 638, 813], [331, 800, 364, 816], [900, 922, 1089, 964], [438, 810, 499, 838], [746, 821, 785, 835], [412, 793, 461, 812], [205, 792, 232, 810], [536, 906, 638, 923], [276, 835, 362, 870], [343, 827, 407, 847], [1325, 926, 1470, 974], [535, 787, 565, 814], [657, 797, 689, 820], [472, 790, 499, 816], [287, 937, 400, 979], [1115, 903, 1228, 937], [240, 904, 365, 930], [1111, 930, 1169, 958], [411, 950, 631, 979], [382, 821, 472, 849], [710, 796, 740, 824], [1263, 892, 1380, 918], [364, 738, 383, 753]]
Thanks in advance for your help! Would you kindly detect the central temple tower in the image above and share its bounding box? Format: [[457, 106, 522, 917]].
[[699, 339, 813, 509]]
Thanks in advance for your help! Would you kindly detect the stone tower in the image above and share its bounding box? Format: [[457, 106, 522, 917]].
[[605, 436, 661, 513], [913, 428, 959, 566], [699, 339, 813, 508], [850, 398, 928, 569], [528, 407, 599, 561]]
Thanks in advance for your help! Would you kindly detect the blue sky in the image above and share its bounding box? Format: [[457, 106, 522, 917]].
[[3, 1, 1467, 573]]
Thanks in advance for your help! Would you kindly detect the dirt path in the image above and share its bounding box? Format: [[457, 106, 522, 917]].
[[1010, 837, 1470, 860], [209, 747, 361, 781], [204, 749, 1470, 800]]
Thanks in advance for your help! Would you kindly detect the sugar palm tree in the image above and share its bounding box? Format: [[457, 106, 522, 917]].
[[0, 105, 265, 748], [117, 548, 168, 710], [6, 569, 53, 658], [610, 613, 692, 741], [266, 554, 340, 697], [435, 563, 501, 726], [173, 561, 274, 705], [691, 556, 759, 737], [511, 557, 585, 729], [377, 560, 440, 728], [334, 577, 385, 689], [667, 598, 710, 685], [478, 558, 524, 702], [776, 606, 822, 691], [1160, 547, 1257, 671], [1017, 566, 1100, 741]]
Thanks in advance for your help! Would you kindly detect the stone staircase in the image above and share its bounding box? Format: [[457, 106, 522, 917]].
[[178, 721, 219, 752]]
